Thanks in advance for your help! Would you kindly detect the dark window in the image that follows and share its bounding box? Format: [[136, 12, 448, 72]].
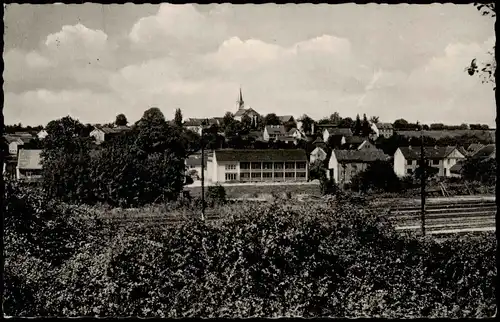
[[433, 160, 439, 165], [240, 162, 250, 170]]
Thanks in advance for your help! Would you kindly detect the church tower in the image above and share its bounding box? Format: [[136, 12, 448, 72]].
[[237, 87, 245, 110]]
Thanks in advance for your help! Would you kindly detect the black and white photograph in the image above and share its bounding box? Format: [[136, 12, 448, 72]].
[[2, 2, 496, 318]]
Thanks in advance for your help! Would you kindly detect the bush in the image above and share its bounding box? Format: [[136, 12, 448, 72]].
[[351, 161, 401, 194], [3, 186, 497, 318], [206, 184, 227, 207], [320, 177, 337, 195]]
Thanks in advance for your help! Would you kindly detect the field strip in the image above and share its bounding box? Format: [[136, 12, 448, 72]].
[[428, 226, 496, 234], [395, 219, 496, 230]]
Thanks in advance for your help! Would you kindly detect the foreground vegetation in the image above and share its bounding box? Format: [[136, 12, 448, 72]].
[[3, 182, 496, 318]]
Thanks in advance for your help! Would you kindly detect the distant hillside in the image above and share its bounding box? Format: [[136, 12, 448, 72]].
[[396, 130, 495, 143]]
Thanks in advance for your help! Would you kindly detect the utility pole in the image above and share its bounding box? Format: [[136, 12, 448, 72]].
[[419, 121, 426, 236], [201, 119, 208, 221]]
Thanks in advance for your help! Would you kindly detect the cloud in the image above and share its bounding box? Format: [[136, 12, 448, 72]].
[[128, 3, 227, 55], [3, 4, 496, 127]]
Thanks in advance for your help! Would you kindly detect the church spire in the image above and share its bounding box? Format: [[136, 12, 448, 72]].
[[237, 87, 245, 110]]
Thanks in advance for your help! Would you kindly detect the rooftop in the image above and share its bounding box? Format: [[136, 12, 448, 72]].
[[325, 128, 353, 137], [375, 122, 394, 129], [398, 146, 462, 160], [17, 149, 43, 170], [214, 149, 308, 162], [334, 149, 389, 163], [265, 125, 286, 135]]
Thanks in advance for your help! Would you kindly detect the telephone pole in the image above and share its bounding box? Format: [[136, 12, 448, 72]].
[[419, 122, 426, 236], [200, 119, 208, 221]]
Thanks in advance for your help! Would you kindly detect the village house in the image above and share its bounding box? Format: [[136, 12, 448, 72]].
[[206, 149, 308, 183], [450, 144, 495, 175], [37, 129, 48, 139], [16, 149, 43, 182], [288, 128, 305, 140], [5, 134, 33, 155], [90, 125, 131, 144], [393, 146, 466, 178], [310, 146, 328, 164], [323, 128, 353, 146], [278, 115, 294, 124], [371, 122, 394, 139], [185, 153, 209, 181], [327, 149, 389, 184], [183, 118, 220, 135], [263, 125, 287, 142], [341, 136, 375, 150]]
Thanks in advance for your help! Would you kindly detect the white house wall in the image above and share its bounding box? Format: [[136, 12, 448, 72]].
[[393, 148, 406, 177]]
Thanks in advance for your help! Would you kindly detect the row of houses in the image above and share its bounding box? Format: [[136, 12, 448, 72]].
[[185, 142, 495, 185]]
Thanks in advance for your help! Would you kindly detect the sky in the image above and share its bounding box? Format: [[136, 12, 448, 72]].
[[3, 3, 496, 127]]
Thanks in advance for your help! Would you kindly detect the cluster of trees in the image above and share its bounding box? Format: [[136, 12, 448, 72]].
[[40, 108, 198, 207]]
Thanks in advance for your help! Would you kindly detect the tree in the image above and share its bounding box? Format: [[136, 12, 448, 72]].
[[466, 3, 496, 89], [263, 113, 281, 126], [115, 114, 128, 127], [352, 114, 362, 136], [174, 108, 183, 127], [393, 119, 409, 130], [241, 114, 253, 132], [361, 114, 372, 137], [298, 115, 315, 134], [350, 160, 401, 193], [338, 117, 353, 129], [222, 112, 235, 130], [369, 116, 380, 124], [138, 107, 165, 126], [430, 123, 445, 130], [42, 116, 95, 203], [329, 112, 342, 124], [462, 157, 496, 185]]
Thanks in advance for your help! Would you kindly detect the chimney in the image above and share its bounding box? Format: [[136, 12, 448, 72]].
[[311, 123, 315, 134]]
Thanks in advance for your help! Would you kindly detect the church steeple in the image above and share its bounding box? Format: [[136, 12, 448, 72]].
[[237, 87, 245, 110]]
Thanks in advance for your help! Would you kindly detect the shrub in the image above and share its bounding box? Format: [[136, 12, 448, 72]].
[[206, 184, 227, 207], [3, 187, 497, 318]]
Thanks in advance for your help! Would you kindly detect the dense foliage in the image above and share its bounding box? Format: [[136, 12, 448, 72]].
[[350, 161, 401, 193], [41, 113, 187, 207], [3, 184, 496, 318]]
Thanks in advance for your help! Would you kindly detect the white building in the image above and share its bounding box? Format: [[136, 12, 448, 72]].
[[206, 149, 309, 183], [371, 123, 394, 139], [323, 128, 353, 144], [37, 129, 48, 139], [310, 146, 327, 164], [327, 149, 389, 184], [90, 126, 131, 144], [393, 146, 465, 178], [263, 125, 287, 142]]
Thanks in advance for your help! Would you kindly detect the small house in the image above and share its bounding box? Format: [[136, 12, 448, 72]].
[[393, 146, 465, 178], [16, 149, 43, 182], [263, 125, 287, 142], [327, 149, 389, 184]]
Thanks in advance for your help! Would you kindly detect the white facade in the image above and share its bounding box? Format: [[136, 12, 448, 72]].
[[8, 140, 23, 155], [207, 152, 308, 183], [323, 129, 347, 145], [37, 130, 48, 139], [393, 147, 465, 178], [90, 128, 106, 144], [310, 147, 327, 164]]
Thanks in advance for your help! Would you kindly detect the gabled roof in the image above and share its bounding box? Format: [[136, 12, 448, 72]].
[[344, 136, 367, 145], [375, 122, 393, 129], [398, 146, 462, 160], [234, 107, 259, 117], [288, 128, 299, 135], [279, 115, 294, 123], [333, 149, 389, 163], [265, 125, 286, 135], [472, 144, 495, 158], [94, 125, 131, 134], [215, 149, 308, 162], [467, 143, 484, 153], [17, 149, 43, 170], [325, 128, 353, 137], [450, 161, 465, 174], [312, 136, 325, 145], [316, 123, 340, 129]]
